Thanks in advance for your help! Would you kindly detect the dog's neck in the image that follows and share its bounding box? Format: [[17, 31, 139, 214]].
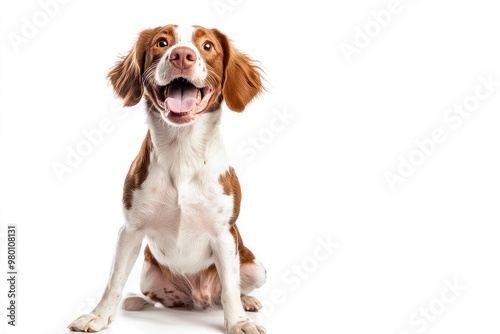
[[146, 108, 228, 183]]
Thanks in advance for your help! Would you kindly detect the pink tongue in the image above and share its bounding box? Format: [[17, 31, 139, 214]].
[[165, 81, 198, 114]]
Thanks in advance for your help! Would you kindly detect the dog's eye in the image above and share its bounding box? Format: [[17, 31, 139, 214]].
[[203, 42, 213, 52], [156, 39, 168, 48]]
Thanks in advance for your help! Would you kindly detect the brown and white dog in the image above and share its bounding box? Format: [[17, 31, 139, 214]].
[[68, 25, 266, 334]]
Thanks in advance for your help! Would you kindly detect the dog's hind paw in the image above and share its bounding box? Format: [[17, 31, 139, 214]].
[[241, 295, 262, 312], [122, 294, 155, 311]]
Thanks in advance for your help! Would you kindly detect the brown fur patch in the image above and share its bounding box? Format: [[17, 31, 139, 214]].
[[107, 27, 162, 107], [123, 131, 152, 209], [144, 244, 155, 264], [211, 29, 263, 112], [219, 167, 256, 264]]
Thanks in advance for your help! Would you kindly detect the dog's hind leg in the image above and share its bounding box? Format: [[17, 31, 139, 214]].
[[239, 258, 266, 312]]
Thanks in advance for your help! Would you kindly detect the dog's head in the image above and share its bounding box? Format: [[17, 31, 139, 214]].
[[108, 25, 263, 126]]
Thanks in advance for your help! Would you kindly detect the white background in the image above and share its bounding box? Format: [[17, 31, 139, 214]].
[[1, 0, 500, 333]]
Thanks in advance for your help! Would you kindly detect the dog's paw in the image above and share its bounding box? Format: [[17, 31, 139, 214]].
[[228, 320, 266, 334], [67, 313, 112, 332], [241, 295, 262, 312]]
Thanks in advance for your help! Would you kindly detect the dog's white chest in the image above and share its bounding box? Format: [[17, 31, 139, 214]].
[[127, 163, 234, 274]]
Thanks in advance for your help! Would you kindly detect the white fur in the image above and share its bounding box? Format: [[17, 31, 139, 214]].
[[174, 25, 195, 45]]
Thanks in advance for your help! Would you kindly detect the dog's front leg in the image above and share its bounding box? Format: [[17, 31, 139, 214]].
[[68, 225, 143, 332], [212, 231, 266, 334]]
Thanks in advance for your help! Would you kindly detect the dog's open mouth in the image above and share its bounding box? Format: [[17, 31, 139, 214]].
[[153, 78, 214, 125]]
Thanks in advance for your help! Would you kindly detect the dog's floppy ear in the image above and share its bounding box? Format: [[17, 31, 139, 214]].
[[107, 28, 159, 107], [212, 29, 263, 112]]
